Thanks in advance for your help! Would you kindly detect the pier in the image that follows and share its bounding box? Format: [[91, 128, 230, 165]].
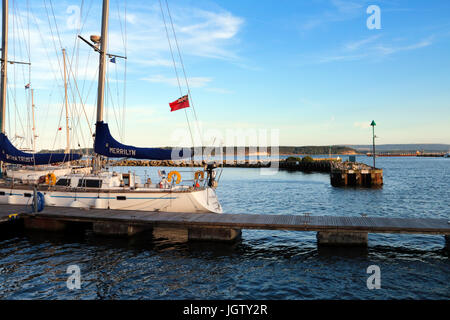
[[0, 204, 448, 250], [330, 162, 383, 187], [366, 152, 445, 157]]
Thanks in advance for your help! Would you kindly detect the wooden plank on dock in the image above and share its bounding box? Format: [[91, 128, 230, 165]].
[[1, 204, 449, 235]]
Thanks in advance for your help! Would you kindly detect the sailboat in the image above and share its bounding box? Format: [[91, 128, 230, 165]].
[[0, 0, 223, 213], [3, 46, 91, 184], [0, 0, 82, 180]]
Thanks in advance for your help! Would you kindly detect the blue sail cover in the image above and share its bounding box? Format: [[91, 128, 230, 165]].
[[94, 121, 190, 160], [0, 133, 82, 165]]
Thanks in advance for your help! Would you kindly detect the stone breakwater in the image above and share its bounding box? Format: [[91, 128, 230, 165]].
[[73, 158, 342, 173]]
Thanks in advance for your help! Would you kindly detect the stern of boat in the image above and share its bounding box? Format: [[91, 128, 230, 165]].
[[191, 187, 223, 213]]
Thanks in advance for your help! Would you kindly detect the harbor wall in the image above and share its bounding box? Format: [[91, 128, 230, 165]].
[[73, 158, 341, 173]]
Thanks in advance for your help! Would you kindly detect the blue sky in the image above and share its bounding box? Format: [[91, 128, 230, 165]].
[[3, 0, 450, 150]]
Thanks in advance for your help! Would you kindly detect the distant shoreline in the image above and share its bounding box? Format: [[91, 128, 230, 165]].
[[38, 146, 360, 156], [38, 145, 449, 156]]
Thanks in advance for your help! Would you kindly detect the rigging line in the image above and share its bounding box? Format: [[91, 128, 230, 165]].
[[11, 0, 16, 137], [70, 2, 94, 117], [12, 2, 31, 147], [30, 3, 77, 152], [105, 61, 108, 123], [65, 56, 96, 138], [68, 86, 85, 153], [159, 0, 195, 164], [122, 0, 128, 143], [24, 6, 32, 148], [113, 58, 121, 130], [26, 0, 32, 148], [69, 1, 91, 124], [48, 0, 64, 50], [68, 92, 84, 150], [7, 85, 11, 136], [107, 76, 122, 141], [165, 0, 203, 150], [72, 0, 94, 97], [50, 100, 65, 152], [78, 66, 99, 128], [68, 0, 84, 70], [72, 100, 88, 150], [39, 84, 57, 149], [79, 47, 91, 97], [111, 1, 126, 136], [14, 1, 31, 61], [105, 61, 122, 140], [43, 0, 65, 84], [27, 0, 30, 63], [28, 6, 65, 100], [159, 1, 182, 96], [115, 0, 126, 50], [69, 77, 91, 151]]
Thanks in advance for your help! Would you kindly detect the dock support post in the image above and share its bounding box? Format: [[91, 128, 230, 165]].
[[317, 231, 368, 246], [24, 217, 69, 232], [153, 227, 188, 242], [152, 227, 241, 242], [188, 227, 242, 242], [92, 222, 150, 237], [445, 235, 449, 252]]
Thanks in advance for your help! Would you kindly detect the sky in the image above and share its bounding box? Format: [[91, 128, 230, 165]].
[[2, 0, 450, 151]]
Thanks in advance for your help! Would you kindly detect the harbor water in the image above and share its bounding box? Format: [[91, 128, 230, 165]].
[[0, 156, 448, 299]]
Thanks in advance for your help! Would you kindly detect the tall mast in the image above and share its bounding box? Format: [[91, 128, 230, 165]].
[[0, 0, 8, 134], [62, 48, 70, 154], [96, 0, 109, 123], [0, 0, 8, 177], [31, 88, 36, 152], [91, 0, 109, 173]]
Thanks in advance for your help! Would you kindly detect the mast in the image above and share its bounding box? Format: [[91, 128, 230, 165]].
[[0, 0, 7, 135], [92, 0, 109, 173], [0, 0, 8, 176], [62, 48, 70, 154], [96, 0, 109, 123], [31, 88, 36, 152]]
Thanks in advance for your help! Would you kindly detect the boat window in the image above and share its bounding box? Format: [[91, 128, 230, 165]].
[[122, 174, 130, 186], [24, 193, 32, 197], [78, 179, 102, 188], [55, 178, 71, 187], [0, 191, 5, 196], [116, 196, 126, 200]]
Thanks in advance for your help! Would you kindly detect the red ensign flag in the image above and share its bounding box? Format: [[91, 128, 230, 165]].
[[169, 95, 190, 112]]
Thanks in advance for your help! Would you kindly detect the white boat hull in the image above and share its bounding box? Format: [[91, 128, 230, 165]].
[[0, 187, 223, 213]]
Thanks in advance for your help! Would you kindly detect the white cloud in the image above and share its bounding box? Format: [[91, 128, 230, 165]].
[[299, 0, 364, 31], [354, 121, 371, 129], [374, 38, 433, 56], [315, 37, 434, 64], [345, 35, 381, 51], [142, 75, 212, 88], [204, 87, 234, 94]]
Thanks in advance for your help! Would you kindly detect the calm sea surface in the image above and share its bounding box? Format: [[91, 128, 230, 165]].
[[0, 156, 448, 299]]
